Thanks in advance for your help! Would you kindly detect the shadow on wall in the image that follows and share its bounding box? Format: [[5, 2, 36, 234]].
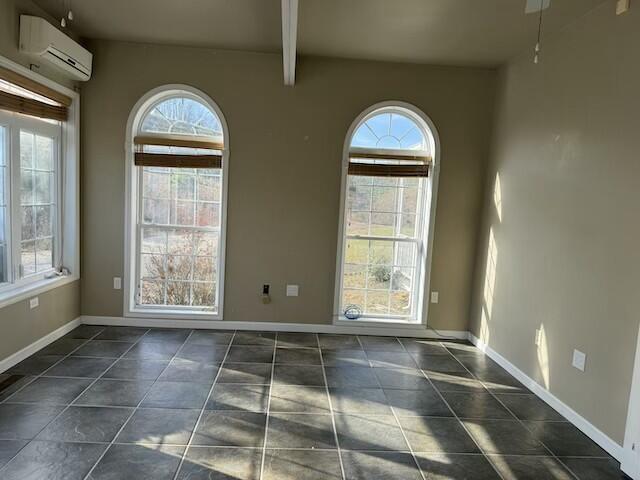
[[475, 171, 551, 390]]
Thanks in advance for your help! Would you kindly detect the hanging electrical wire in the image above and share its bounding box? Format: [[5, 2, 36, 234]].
[[534, 0, 544, 64]]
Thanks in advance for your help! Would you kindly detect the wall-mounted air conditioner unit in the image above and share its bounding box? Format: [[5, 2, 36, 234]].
[[19, 15, 92, 81]]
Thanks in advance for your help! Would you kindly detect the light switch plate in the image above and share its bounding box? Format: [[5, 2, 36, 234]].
[[29, 297, 39, 309], [113, 277, 122, 290], [572, 349, 587, 372], [430, 291, 439, 304], [286, 284, 299, 297]]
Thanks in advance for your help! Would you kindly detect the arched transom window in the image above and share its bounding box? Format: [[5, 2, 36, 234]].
[[127, 89, 228, 317], [337, 105, 435, 323]]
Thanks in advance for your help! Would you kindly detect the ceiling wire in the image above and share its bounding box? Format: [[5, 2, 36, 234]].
[[534, 0, 544, 64]]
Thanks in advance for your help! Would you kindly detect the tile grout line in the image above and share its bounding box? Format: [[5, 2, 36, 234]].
[[0, 329, 108, 404], [81, 329, 196, 480], [406, 338, 507, 480], [319, 334, 347, 480], [170, 330, 238, 480], [258, 333, 277, 480], [0, 326, 150, 475], [446, 350, 583, 480], [362, 335, 428, 480]]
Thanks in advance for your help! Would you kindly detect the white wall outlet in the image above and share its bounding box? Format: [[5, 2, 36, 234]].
[[113, 277, 122, 290], [572, 349, 587, 372], [430, 291, 439, 304], [286, 284, 299, 297], [29, 297, 39, 309]]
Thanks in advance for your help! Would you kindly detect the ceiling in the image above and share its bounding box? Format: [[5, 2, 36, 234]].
[[33, 0, 607, 67]]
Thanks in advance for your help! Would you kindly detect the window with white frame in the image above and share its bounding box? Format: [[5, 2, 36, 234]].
[[0, 77, 67, 292], [128, 89, 227, 316], [337, 105, 435, 323]]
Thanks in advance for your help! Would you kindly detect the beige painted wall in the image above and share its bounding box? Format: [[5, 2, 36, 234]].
[[470, 4, 640, 444], [0, 0, 80, 363], [0, 282, 80, 359], [81, 39, 495, 328]]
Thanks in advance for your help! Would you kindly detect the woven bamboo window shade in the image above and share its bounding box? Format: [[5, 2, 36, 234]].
[[133, 134, 223, 169], [0, 66, 71, 121], [348, 149, 431, 177]]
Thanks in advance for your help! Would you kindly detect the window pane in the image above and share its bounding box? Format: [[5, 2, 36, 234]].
[[345, 239, 368, 264], [197, 173, 221, 202], [141, 280, 164, 305], [365, 290, 389, 314], [21, 207, 35, 241], [36, 238, 52, 271], [171, 200, 195, 226], [370, 212, 394, 237], [168, 229, 193, 255], [35, 206, 52, 238], [342, 289, 365, 309], [20, 131, 34, 168], [141, 97, 223, 138], [142, 228, 167, 254], [20, 130, 56, 276], [21, 241, 36, 275], [36, 135, 53, 170], [194, 231, 218, 257], [370, 240, 393, 264], [35, 172, 52, 204], [194, 256, 214, 282], [343, 264, 366, 289], [390, 291, 411, 316], [196, 202, 219, 227], [367, 265, 391, 290], [192, 282, 215, 307], [167, 255, 192, 280], [166, 281, 190, 305], [141, 253, 165, 279], [346, 211, 369, 236]]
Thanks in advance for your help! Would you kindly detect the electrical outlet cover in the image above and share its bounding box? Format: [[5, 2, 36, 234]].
[[572, 349, 586, 372], [286, 284, 299, 297]]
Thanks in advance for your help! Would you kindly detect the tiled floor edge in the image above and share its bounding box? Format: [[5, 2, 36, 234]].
[[468, 332, 625, 464], [79, 315, 468, 339], [0, 317, 82, 375]]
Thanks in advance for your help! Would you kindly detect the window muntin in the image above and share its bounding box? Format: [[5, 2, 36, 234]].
[[141, 97, 222, 138], [339, 108, 432, 321], [132, 93, 225, 314], [351, 111, 428, 151]]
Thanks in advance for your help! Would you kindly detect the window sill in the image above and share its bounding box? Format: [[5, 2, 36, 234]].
[[334, 317, 426, 329], [125, 308, 222, 321], [0, 274, 79, 310]]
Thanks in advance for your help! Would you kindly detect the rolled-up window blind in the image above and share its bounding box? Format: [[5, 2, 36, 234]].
[[348, 149, 431, 177], [0, 66, 70, 121], [133, 134, 223, 169]]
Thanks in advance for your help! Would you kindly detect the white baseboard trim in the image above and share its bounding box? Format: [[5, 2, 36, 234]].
[[468, 333, 625, 463], [0, 316, 81, 374], [80, 315, 468, 339]]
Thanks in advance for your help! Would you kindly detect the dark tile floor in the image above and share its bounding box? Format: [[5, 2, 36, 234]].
[[0, 326, 630, 479]]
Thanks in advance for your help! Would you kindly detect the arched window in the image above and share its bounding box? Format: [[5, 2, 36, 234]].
[[125, 86, 228, 318], [336, 103, 438, 324]]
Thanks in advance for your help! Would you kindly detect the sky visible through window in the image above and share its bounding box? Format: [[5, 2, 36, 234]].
[[141, 97, 222, 138], [351, 112, 428, 151]]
